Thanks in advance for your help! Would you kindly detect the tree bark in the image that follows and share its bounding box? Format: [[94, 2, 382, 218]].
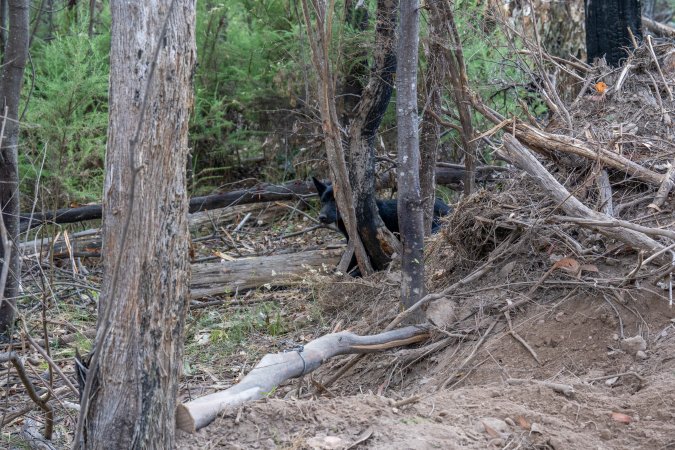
[[396, 0, 425, 314], [300, 0, 373, 275], [585, 0, 642, 67], [75, 0, 196, 448], [346, 0, 400, 270], [0, 0, 29, 337]]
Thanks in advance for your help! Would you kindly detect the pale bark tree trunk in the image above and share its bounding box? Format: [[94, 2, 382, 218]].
[[0, 0, 29, 337], [74, 0, 196, 448], [396, 0, 425, 314]]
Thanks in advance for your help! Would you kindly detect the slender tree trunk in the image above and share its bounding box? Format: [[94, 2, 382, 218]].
[[300, 0, 373, 275], [87, 0, 96, 37], [75, 0, 195, 448], [396, 0, 425, 313], [420, 6, 444, 235], [585, 0, 642, 67], [429, 1, 476, 195], [0, 0, 29, 337]]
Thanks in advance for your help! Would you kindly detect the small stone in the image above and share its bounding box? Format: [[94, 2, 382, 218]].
[[305, 436, 345, 450], [530, 423, 544, 434], [599, 428, 612, 440], [548, 437, 564, 450], [476, 417, 509, 435], [621, 335, 647, 355], [636, 350, 648, 359], [612, 333, 619, 341]]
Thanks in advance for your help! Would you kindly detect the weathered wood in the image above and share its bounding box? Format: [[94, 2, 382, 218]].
[[642, 16, 675, 39], [397, 0, 425, 312], [19, 181, 316, 232], [76, 0, 196, 447], [190, 248, 342, 298], [175, 325, 430, 432], [20, 169, 486, 232], [473, 99, 664, 186], [20, 203, 293, 258], [500, 135, 665, 258]]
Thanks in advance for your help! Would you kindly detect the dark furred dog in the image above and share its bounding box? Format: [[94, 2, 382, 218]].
[[312, 177, 451, 238]]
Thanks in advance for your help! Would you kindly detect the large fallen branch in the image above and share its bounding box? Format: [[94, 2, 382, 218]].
[[175, 325, 430, 432], [19, 180, 317, 232], [20, 169, 503, 232], [472, 100, 664, 187], [190, 248, 343, 298], [500, 135, 666, 258]]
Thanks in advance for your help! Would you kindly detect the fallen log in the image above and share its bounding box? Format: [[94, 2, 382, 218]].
[[500, 135, 666, 258], [190, 248, 343, 298], [19, 180, 316, 232], [642, 16, 675, 39], [175, 325, 430, 432], [20, 203, 290, 257], [20, 168, 505, 232]]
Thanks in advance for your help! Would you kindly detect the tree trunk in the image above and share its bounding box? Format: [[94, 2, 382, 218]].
[[0, 0, 29, 337], [347, 0, 400, 271], [585, 0, 642, 67], [75, 1, 196, 448], [396, 0, 425, 314], [300, 0, 373, 275], [420, 4, 443, 235]]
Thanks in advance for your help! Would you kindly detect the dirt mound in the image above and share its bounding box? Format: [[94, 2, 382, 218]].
[[176, 41, 675, 450]]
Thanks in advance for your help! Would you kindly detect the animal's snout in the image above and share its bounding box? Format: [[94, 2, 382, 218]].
[[318, 213, 330, 223]]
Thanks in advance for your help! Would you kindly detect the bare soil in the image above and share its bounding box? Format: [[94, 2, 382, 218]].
[[177, 250, 675, 449]]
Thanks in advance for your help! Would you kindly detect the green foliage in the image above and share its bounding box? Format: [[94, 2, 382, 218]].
[[190, 1, 301, 186], [21, 28, 110, 206]]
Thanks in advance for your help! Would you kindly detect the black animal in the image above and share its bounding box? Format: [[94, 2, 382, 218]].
[[312, 177, 451, 238]]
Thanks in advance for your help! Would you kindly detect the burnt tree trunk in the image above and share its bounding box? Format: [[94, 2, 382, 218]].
[[585, 0, 642, 67], [75, 0, 196, 448], [346, 0, 400, 270], [0, 0, 28, 337], [396, 0, 425, 313]]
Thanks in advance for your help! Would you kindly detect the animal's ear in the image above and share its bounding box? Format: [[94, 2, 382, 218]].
[[312, 177, 326, 195]]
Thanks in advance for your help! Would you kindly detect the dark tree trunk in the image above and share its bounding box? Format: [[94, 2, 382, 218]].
[[0, 0, 8, 51], [0, 0, 29, 337], [396, 0, 425, 314], [75, 0, 196, 448], [585, 0, 642, 67], [347, 0, 400, 271]]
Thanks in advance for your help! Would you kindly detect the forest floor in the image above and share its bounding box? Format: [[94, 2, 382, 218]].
[[175, 215, 675, 450], [4, 41, 675, 450]]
